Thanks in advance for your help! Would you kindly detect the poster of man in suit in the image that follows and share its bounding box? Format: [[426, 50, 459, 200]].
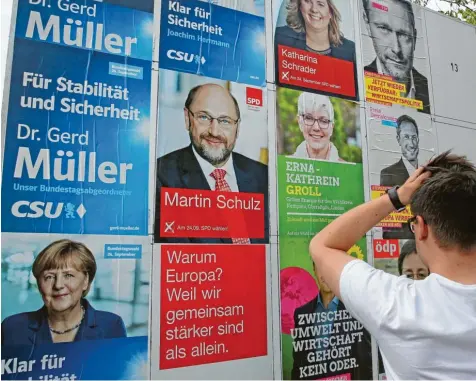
[[361, 0, 431, 114], [366, 105, 435, 240], [380, 115, 419, 186], [154, 70, 269, 244]]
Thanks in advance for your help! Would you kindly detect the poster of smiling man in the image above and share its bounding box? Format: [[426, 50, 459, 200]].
[[360, 0, 432, 114]]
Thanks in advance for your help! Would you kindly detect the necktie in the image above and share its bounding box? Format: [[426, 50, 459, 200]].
[[211, 168, 250, 245]]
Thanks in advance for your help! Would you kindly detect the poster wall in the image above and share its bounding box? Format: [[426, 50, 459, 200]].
[[0, 1, 154, 379], [158, 0, 266, 87], [368, 102, 435, 379], [153, 1, 271, 378], [154, 70, 269, 244], [273, 0, 358, 100], [360, 0, 432, 114], [1, 233, 151, 380], [424, 10, 476, 124], [276, 87, 372, 380], [367, 105, 435, 240], [1, 0, 153, 236], [435, 122, 476, 165], [157, 244, 267, 370]]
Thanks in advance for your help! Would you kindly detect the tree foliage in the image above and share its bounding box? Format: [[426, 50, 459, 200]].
[[441, 0, 476, 24], [413, 0, 476, 25]]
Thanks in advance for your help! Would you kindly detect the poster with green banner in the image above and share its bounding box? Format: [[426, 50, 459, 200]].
[[278, 156, 365, 237], [276, 87, 372, 380]]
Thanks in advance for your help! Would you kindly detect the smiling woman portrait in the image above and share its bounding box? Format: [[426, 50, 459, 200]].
[[1, 239, 127, 345], [275, 0, 355, 61], [292, 92, 345, 162]]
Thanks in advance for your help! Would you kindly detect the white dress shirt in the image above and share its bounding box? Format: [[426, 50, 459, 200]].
[[191, 145, 239, 192], [376, 58, 416, 99], [401, 156, 418, 176]]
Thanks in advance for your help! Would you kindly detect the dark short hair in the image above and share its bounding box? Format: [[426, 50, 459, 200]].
[[396, 115, 419, 137], [184, 84, 241, 120], [362, 0, 415, 30], [411, 151, 476, 250], [398, 240, 417, 275]]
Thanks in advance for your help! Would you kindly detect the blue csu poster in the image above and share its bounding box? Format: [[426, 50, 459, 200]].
[[1, 337, 148, 380], [1, 0, 154, 235], [159, 0, 266, 86]]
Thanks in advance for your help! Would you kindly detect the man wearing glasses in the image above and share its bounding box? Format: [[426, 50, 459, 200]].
[[292, 93, 344, 162], [155, 83, 268, 243]]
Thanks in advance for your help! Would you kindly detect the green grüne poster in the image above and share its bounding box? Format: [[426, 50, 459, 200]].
[[276, 87, 372, 380]]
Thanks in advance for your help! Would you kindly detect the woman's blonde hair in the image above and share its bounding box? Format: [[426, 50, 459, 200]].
[[32, 239, 97, 297], [286, 0, 343, 46]]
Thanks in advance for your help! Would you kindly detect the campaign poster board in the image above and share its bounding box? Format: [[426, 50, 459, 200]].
[[273, 0, 359, 100], [360, 0, 432, 114], [366, 105, 435, 240], [276, 86, 373, 380], [425, 10, 476, 124], [1, 233, 151, 380], [158, 0, 266, 87], [154, 70, 268, 244], [435, 121, 476, 165], [158, 244, 267, 369], [150, 243, 272, 379], [368, 101, 435, 379], [1, 0, 153, 236]]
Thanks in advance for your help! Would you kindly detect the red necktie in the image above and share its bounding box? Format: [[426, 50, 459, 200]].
[[211, 168, 250, 245]]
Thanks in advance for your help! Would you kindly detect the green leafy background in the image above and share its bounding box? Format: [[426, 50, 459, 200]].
[[276, 87, 363, 163]]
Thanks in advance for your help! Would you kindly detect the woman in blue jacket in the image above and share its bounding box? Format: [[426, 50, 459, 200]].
[[2, 239, 126, 345]]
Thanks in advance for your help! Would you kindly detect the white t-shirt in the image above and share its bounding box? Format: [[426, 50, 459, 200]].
[[340, 260, 476, 380]]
